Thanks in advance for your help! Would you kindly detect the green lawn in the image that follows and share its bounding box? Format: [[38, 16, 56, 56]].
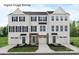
[[0, 37, 8, 47], [70, 37, 79, 47], [8, 45, 38, 52], [48, 44, 72, 51]]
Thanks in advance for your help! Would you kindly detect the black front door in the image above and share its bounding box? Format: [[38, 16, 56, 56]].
[[53, 36, 56, 43], [22, 37, 26, 44]]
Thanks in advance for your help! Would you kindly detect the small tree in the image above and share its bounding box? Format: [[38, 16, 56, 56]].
[[2, 26, 8, 36], [70, 21, 78, 37]]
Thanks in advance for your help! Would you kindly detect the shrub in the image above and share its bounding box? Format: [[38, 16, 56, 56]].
[[70, 42, 74, 45]]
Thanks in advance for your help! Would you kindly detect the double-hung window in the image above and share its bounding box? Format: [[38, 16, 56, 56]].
[[65, 25, 68, 31], [16, 26, 21, 32], [31, 26, 37, 32], [22, 26, 28, 32], [56, 16, 59, 21], [19, 16, 25, 22], [9, 26, 15, 32], [51, 16, 54, 21], [60, 26, 63, 31], [60, 16, 63, 21], [56, 25, 59, 31], [65, 16, 68, 21], [40, 25, 46, 32], [12, 16, 18, 22], [51, 26, 54, 31], [38, 16, 47, 22], [31, 16, 37, 21]]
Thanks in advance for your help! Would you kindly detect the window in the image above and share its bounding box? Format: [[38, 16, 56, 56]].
[[65, 16, 68, 21], [12, 16, 18, 22], [65, 25, 68, 31], [51, 26, 54, 31], [19, 16, 25, 22], [9, 26, 15, 32], [60, 16, 63, 21], [16, 26, 21, 32], [11, 37, 18, 39], [31, 26, 37, 32], [56, 25, 59, 31], [56, 16, 59, 21], [31, 16, 37, 21], [60, 26, 63, 31], [40, 26, 46, 32], [22, 26, 28, 32], [51, 16, 54, 21], [38, 16, 47, 21]]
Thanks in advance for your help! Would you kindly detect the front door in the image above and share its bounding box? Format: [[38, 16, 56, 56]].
[[53, 36, 56, 43], [22, 37, 26, 44], [39, 35, 47, 44]]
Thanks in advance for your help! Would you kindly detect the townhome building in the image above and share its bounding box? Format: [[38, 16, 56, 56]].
[[8, 7, 70, 45]]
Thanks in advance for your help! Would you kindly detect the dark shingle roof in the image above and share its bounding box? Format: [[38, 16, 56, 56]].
[[47, 11, 54, 14], [23, 12, 47, 15], [23, 11, 54, 15]]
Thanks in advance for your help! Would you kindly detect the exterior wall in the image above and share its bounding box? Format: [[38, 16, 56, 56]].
[[8, 14, 30, 45], [8, 8, 70, 45], [48, 14, 70, 44], [29, 15, 47, 35]]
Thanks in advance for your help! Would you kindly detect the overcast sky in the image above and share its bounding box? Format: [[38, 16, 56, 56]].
[[0, 4, 79, 27]]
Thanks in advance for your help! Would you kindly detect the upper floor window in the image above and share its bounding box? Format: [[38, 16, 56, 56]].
[[40, 25, 46, 32], [19, 16, 25, 22], [16, 26, 21, 32], [60, 16, 63, 21], [38, 16, 47, 21], [65, 25, 68, 31], [56, 16, 59, 21], [56, 25, 59, 31], [51, 26, 54, 31], [22, 26, 28, 32], [65, 16, 68, 21], [51, 16, 54, 21], [60, 26, 63, 31], [31, 26, 37, 32], [12, 16, 18, 22], [9, 26, 15, 32], [31, 16, 37, 21]]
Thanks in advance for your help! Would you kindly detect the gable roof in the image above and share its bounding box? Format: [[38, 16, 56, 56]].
[[8, 7, 69, 15], [53, 7, 70, 15]]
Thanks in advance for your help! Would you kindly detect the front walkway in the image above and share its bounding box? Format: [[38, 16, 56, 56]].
[[36, 37, 54, 53], [36, 44, 54, 53]]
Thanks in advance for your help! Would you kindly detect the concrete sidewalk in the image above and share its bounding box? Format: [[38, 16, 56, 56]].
[[0, 45, 16, 53], [61, 43, 79, 52]]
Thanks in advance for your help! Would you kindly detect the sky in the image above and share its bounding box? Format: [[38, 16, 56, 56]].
[[0, 4, 79, 27]]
